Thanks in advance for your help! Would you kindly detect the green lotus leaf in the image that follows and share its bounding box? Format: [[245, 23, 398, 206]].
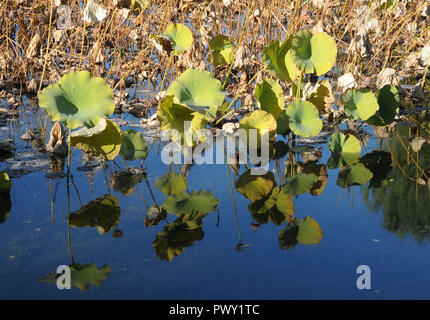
[[0, 193, 11, 224], [158, 95, 194, 132], [155, 173, 187, 196], [120, 129, 148, 161], [159, 23, 193, 55], [235, 170, 275, 201], [70, 118, 122, 161], [248, 187, 280, 214], [301, 163, 328, 196], [337, 163, 373, 188], [254, 78, 284, 120], [249, 188, 292, 226], [329, 131, 361, 154], [163, 190, 219, 216], [38, 71, 115, 129], [239, 110, 277, 147], [286, 100, 322, 137], [209, 35, 234, 66], [263, 38, 300, 82], [291, 30, 337, 76], [367, 84, 399, 126], [110, 168, 145, 195], [0, 172, 11, 193], [68, 194, 120, 234], [278, 216, 323, 249], [281, 173, 318, 195], [344, 89, 379, 121], [39, 263, 111, 291], [166, 68, 225, 117], [153, 213, 205, 261]]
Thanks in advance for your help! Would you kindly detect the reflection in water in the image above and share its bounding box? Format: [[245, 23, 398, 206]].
[[0, 192, 11, 224], [38, 263, 111, 291], [362, 125, 430, 242], [153, 212, 206, 261], [68, 194, 121, 234]]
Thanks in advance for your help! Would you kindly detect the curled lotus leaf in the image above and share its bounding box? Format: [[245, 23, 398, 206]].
[[38, 71, 115, 129], [166, 68, 225, 118], [70, 118, 122, 161]]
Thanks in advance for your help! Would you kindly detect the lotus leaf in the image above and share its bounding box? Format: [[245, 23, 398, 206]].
[[344, 89, 379, 121], [262, 38, 300, 82], [329, 132, 361, 154], [285, 101, 322, 137], [254, 78, 284, 120], [239, 110, 277, 147], [70, 118, 122, 161], [367, 84, 399, 126], [159, 23, 193, 55], [38, 71, 115, 129], [167, 68, 225, 117], [120, 129, 148, 160], [209, 35, 234, 66], [291, 30, 337, 76]]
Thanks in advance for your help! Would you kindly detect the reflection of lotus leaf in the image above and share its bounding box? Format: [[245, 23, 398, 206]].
[[0, 193, 11, 224], [328, 132, 361, 169], [70, 118, 122, 161], [167, 68, 225, 117], [163, 190, 219, 216], [337, 163, 373, 188], [249, 187, 294, 225], [0, 172, 11, 192], [38, 71, 115, 129], [291, 30, 337, 76], [209, 35, 234, 66], [286, 101, 322, 138], [360, 151, 393, 188], [279, 216, 323, 249], [120, 129, 148, 161], [110, 167, 145, 195], [144, 205, 167, 227], [68, 195, 120, 234], [153, 213, 205, 261], [344, 89, 379, 121], [282, 173, 318, 195], [235, 171, 275, 201], [38, 263, 111, 291], [255, 78, 284, 120], [367, 85, 399, 126], [155, 173, 187, 196]]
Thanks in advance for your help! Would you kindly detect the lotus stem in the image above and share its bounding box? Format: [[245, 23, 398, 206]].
[[160, 54, 173, 93], [106, 49, 122, 81], [296, 72, 302, 100], [222, 0, 255, 90], [67, 126, 72, 169]]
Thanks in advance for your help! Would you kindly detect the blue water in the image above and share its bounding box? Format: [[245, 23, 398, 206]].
[[1, 115, 430, 300]]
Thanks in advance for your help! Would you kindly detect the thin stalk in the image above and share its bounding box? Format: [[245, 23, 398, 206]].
[[222, 0, 255, 90]]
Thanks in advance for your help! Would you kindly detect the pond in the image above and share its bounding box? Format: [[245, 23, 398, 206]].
[[2, 106, 430, 300]]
